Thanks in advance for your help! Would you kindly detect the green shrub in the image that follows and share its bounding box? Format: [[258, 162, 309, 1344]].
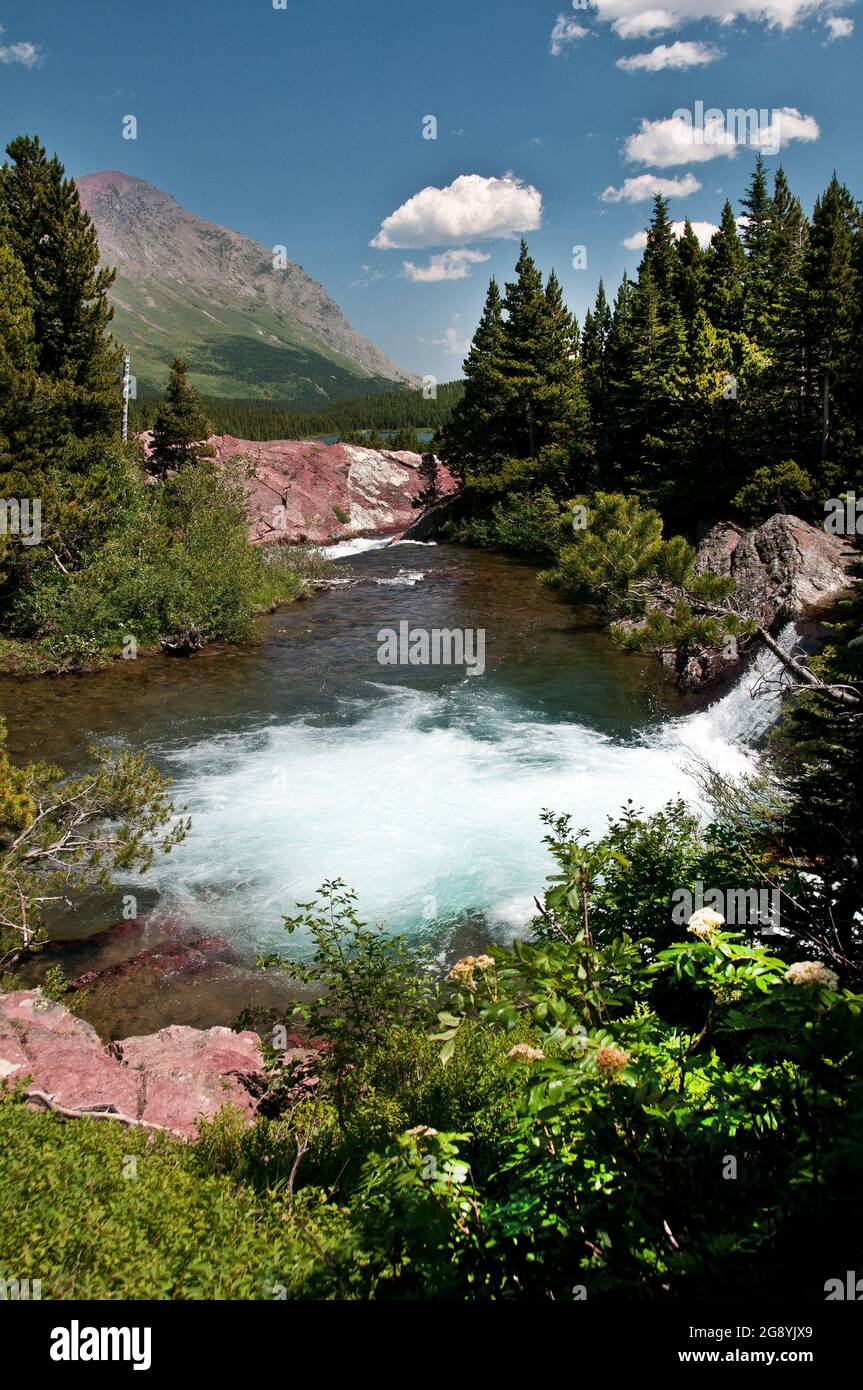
[[0, 1092, 348, 1300]]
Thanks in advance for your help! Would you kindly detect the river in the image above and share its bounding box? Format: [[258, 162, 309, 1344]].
[[0, 540, 787, 1033]]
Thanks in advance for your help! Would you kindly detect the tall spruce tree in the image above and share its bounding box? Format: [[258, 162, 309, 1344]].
[[740, 154, 773, 340], [0, 240, 42, 479], [630, 267, 688, 509], [581, 280, 613, 469], [0, 240, 44, 589], [640, 195, 679, 313], [599, 272, 638, 489], [705, 201, 747, 335], [800, 175, 860, 478], [0, 136, 121, 441], [498, 240, 550, 462], [150, 358, 214, 476], [439, 277, 506, 490], [533, 269, 588, 484], [762, 166, 809, 458], [674, 220, 706, 340]]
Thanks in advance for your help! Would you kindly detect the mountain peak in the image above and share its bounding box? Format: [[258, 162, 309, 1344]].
[[77, 172, 415, 402]]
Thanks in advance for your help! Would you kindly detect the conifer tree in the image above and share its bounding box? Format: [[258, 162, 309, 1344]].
[[150, 358, 214, 476], [581, 280, 613, 462], [800, 175, 860, 476], [705, 201, 746, 335], [762, 166, 809, 456], [740, 154, 773, 339], [674, 220, 706, 338], [0, 136, 121, 440], [599, 273, 638, 488], [0, 241, 44, 588], [498, 241, 550, 461], [630, 268, 688, 508], [533, 269, 588, 480], [0, 241, 41, 476], [640, 196, 678, 313], [439, 277, 506, 489]]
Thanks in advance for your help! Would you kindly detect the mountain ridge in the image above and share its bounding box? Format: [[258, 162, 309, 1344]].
[[77, 171, 416, 404]]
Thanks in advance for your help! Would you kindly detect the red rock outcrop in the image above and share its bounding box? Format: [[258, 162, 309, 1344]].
[[0, 990, 265, 1139], [204, 437, 458, 545]]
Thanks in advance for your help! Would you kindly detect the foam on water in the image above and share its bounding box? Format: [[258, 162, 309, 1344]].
[[319, 537, 438, 560], [140, 628, 794, 954], [319, 536, 394, 560]]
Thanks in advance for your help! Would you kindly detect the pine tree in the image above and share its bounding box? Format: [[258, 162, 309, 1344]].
[[581, 280, 612, 464], [0, 240, 41, 477], [705, 201, 746, 335], [674, 220, 706, 339], [599, 273, 638, 489], [0, 136, 121, 441], [740, 154, 773, 339], [439, 277, 506, 490], [533, 269, 589, 483], [412, 448, 445, 510], [150, 358, 214, 476], [630, 268, 689, 508], [498, 241, 549, 461], [641, 195, 678, 313], [761, 166, 809, 459], [0, 240, 44, 588], [800, 175, 860, 478]]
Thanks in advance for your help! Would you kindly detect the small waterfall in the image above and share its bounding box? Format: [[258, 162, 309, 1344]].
[[672, 622, 798, 759]]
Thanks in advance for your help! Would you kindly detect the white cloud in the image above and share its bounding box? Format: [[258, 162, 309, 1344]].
[[623, 105, 819, 166], [617, 40, 722, 70], [824, 14, 854, 37], [749, 105, 820, 149], [0, 28, 40, 67], [625, 113, 738, 166], [402, 249, 490, 283], [441, 326, 472, 355], [370, 173, 542, 250], [549, 15, 590, 54], [601, 172, 703, 203], [623, 219, 719, 250], [613, 9, 679, 37], [421, 320, 472, 355], [598, 0, 844, 33]]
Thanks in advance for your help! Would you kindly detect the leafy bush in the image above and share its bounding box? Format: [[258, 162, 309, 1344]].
[[4, 448, 329, 669], [450, 487, 566, 557], [0, 1091, 346, 1300]]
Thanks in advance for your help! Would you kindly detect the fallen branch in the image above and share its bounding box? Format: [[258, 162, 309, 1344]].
[[755, 624, 861, 708], [25, 1089, 173, 1134]]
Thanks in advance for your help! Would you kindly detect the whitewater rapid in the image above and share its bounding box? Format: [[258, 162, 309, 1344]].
[[138, 609, 793, 954]]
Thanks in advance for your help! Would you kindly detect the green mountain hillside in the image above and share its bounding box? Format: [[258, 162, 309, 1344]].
[[77, 171, 417, 405]]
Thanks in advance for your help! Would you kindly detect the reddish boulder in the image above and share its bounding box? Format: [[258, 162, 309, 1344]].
[[695, 514, 855, 631], [112, 1024, 263, 1131], [0, 990, 266, 1139], [0, 991, 140, 1115]]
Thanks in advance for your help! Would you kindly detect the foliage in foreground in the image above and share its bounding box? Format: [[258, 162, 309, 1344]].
[[4, 795, 861, 1301]]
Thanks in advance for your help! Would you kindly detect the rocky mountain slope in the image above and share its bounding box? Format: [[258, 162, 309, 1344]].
[[77, 171, 416, 405]]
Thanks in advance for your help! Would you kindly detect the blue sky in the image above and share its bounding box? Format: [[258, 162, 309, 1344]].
[[0, 0, 859, 382]]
